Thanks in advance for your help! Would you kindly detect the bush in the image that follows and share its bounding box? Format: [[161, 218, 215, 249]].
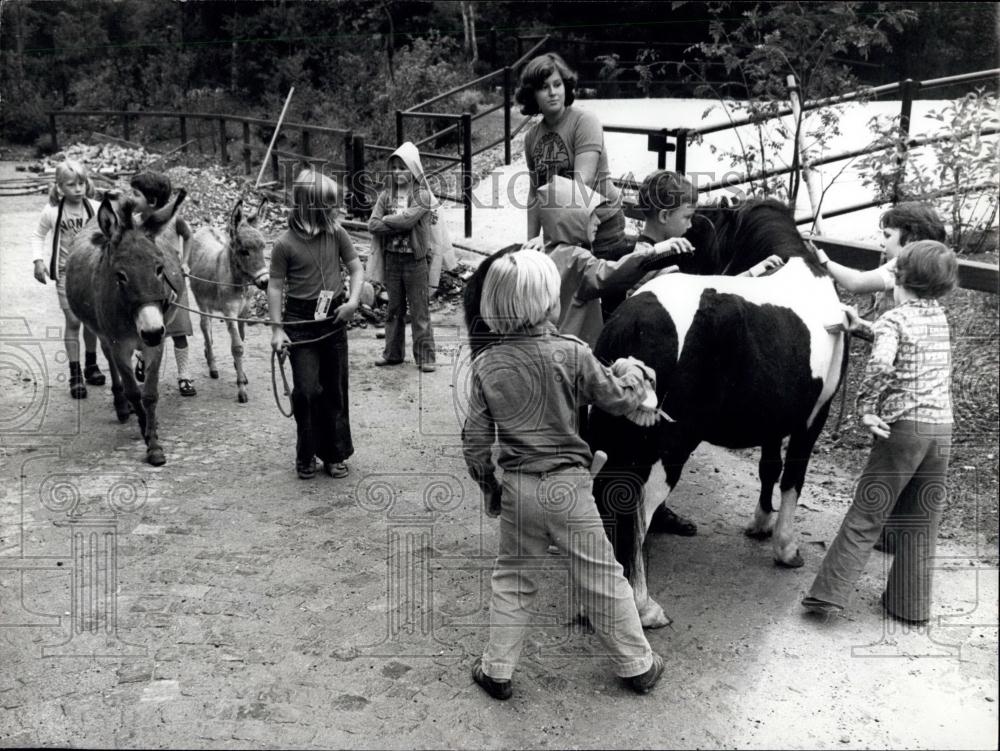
[[2, 97, 50, 144], [857, 89, 1000, 254]]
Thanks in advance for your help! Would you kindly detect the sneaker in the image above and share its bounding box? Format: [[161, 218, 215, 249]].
[[472, 662, 512, 701], [83, 364, 106, 386], [374, 357, 404, 367], [626, 653, 664, 695], [419, 362, 437, 373], [296, 459, 316, 480]]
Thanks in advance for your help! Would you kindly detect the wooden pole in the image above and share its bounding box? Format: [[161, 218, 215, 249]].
[[787, 75, 825, 235], [255, 87, 295, 189]]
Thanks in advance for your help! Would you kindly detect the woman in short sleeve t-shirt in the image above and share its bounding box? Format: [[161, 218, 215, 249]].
[[518, 53, 630, 261], [269, 222, 358, 302]]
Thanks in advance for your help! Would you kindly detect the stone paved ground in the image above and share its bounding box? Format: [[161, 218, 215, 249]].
[[1, 162, 997, 749]]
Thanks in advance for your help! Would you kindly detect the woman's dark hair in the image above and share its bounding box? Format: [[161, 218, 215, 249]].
[[895, 240, 958, 299], [515, 53, 577, 116], [880, 201, 947, 245]]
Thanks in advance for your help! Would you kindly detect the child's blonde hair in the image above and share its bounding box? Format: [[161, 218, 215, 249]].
[[289, 169, 341, 237], [480, 249, 561, 334], [48, 160, 94, 205]]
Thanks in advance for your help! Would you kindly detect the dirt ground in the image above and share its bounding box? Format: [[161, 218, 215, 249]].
[[1, 161, 997, 750]]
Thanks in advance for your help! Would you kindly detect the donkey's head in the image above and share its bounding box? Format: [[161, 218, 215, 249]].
[[98, 191, 186, 347], [229, 197, 269, 289]]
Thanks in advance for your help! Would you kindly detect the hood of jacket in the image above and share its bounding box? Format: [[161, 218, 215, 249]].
[[389, 141, 426, 184], [538, 175, 603, 247]]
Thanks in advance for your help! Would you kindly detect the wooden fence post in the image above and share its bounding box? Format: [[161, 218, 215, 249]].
[[301, 129, 311, 162], [180, 116, 188, 153], [218, 118, 228, 164], [242, 121, 251, 174], [892, 78, 922, 205], [462, 112, 473, 238], [49, 113, 58, 153], [503, 66, 512, 165], [395, 110, 404, 147], [122, 105, 131, 142]]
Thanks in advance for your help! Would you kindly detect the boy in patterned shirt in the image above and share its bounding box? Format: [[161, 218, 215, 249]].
[[803, 240, 958, 624]]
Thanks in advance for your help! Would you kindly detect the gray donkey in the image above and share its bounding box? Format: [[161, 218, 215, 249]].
[[187, 198, 268, 403]]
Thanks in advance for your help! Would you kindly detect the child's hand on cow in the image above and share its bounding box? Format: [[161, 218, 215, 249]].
[[611, 356, 656, 390], [861, 413, 891, 439], [744, 254, 785, 277], [653, 237, 694, 256], [332, 299, 358, 324], [33, 260, 48, 284]]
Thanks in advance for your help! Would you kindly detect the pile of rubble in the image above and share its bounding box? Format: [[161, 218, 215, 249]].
[[19, 141, 153, 177]]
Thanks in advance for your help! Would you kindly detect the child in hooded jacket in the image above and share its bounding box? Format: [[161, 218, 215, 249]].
[[367, 142, 438, 372], [536, 175, 689, 348]]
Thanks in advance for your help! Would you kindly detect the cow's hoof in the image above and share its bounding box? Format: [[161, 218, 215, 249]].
[[639, 601, 672, 629], [146, 448, 166, 466], [209, 369, 220, 379], [744, 526, 774, 540], [114, 405, 131, 423], [571, 612, 595, 634], [774, 551, 804, 568], [237, 391, 249, 404]]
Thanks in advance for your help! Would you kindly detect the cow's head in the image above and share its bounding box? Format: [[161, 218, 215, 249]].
[[229, 197, 269, 289], [98, 191, 186, 347]]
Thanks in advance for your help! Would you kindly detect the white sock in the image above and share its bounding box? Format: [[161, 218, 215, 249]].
[[174, 346, 191, 381]]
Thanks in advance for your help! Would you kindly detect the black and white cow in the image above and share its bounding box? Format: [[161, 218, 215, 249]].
[[589, 203, 847, 628]]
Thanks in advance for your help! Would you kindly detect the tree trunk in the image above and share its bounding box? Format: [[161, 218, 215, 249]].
[[460, 2, 479, 63], [468, 3, 478, 63], [383, 1, 395, 83]]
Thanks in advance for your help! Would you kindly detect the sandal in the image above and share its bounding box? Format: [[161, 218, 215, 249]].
[[134, 355, 145, 383], [84, 364, 106, 386], [323, 461, 349, 479], [178, 379, 197, 397]]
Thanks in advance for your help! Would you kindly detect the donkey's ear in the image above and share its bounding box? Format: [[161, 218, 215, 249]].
[[97, 197, 120, 242], [229, 199, 244, 235], [143, 189, 187, 235], [248, 196, 266, 226]]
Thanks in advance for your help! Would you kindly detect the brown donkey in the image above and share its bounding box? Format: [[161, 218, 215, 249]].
[[65, 192, 187, 465]]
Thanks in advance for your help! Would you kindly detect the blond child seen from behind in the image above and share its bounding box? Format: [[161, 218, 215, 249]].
[[462, 248, 666, 700], [32, 160, 105, 398]]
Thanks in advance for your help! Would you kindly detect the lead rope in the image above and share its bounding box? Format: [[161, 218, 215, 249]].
[[269, 326, 344, 418]]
